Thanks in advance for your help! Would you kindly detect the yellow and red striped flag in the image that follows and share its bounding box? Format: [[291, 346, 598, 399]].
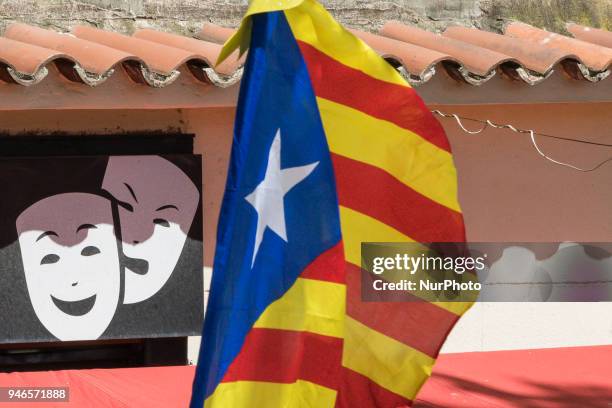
[[192, 0, 472, 406]]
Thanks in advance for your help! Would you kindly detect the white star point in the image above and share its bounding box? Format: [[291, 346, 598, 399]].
[[245, 129, 319, 267]]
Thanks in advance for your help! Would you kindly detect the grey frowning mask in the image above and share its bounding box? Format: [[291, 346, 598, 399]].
[[102, 156, 199, 304]]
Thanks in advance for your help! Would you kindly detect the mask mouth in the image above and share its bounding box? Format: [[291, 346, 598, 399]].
[[51, 294, 97, 316], [123, 256, 150, 275]]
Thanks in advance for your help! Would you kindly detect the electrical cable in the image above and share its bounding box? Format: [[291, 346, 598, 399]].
[[432, 110, 612, 172]]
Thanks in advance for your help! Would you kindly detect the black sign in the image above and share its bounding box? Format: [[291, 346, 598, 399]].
[[0, 155, 203, 343]]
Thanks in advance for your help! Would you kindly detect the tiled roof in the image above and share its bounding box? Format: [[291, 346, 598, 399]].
[[200, 20, 612, 86], [0, 23, 243, 88], [0, 20, 611, 89], [373, 21, 612, 86]]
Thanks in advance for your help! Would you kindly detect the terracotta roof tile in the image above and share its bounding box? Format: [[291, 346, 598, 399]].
[[0, 23, 241, 88], [567, 23, 612, 49], [0, 18, 611, 90], [4, 23, 139, 86], [72, 25, 191, 86], [351, 28, 456, 84], [198, 23, 236, 44], [133, 29, 243, 86], [442, 26, 583, 83], [505, 22, 612, 79], [71, 25, 245, 87], [381, 21, 515, 82], [194, 24, 247, 86], [0, 37, 67, 85]]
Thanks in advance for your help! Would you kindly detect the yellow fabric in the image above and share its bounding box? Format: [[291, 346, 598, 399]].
[[205, 380, 337, 408], [217, 0, 305, 64], [320, 98, 460, 212], [254, 277, 345, 338], [244, 0, 305, 16], [339, 206, 416, 262], [219, 0, 407, 88], [284, 0, 407, 87], [342, 316, 434, 400]]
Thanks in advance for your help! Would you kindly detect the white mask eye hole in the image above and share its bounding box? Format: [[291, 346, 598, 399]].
[[40, 254, 60, 265], [81, 246, 101, 256], [153, 218, 170, 228]]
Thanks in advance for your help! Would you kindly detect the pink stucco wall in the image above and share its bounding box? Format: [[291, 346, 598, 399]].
[[0, 101, 609, 268], [433, 103, 612, 243]]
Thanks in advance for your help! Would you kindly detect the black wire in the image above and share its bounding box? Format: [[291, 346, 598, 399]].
[[436, 112, 612, 148]]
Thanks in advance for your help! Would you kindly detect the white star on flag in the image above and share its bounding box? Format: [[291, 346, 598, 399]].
[[245, 129, 319, 267]]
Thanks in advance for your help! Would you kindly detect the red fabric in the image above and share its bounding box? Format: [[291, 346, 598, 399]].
[[1, 345, 611, 407], [222, 328, 343, 389], [332, 154, 465, 243], [335, 367, 412, 408], [345, 262, 460, 358], [0, 365, 195, 408], [416, 345, 612, 408], [299, 241, 346, 283], [297, 41, 451, 153]]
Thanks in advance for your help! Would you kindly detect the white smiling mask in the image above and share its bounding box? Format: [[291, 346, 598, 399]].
[[102, 156, 199, 304], [16, 193, 121, 341]]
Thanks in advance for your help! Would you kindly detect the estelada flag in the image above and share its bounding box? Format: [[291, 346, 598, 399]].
[[191, 1, 470, 407]]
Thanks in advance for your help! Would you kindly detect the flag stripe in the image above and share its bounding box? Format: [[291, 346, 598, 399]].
[[332, 153, 465, 243], [339, 206, 472, 316], [320, 97, 460, 212], [342, 316, 434, 400], [345, 262, 460, 358], [204, 380, 337, 408], [296, 39, 451, 153], [339, 205, 415, 250], [284, 0, 407, 88], [335, 367, 413, 408], [299, 242, 346, 284], [253, 277, 345, 338], [222, 328, 343, 389]]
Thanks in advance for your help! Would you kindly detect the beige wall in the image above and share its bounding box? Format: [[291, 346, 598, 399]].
[[0, 0, 482, 35], [0, 0, 608, 37]]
